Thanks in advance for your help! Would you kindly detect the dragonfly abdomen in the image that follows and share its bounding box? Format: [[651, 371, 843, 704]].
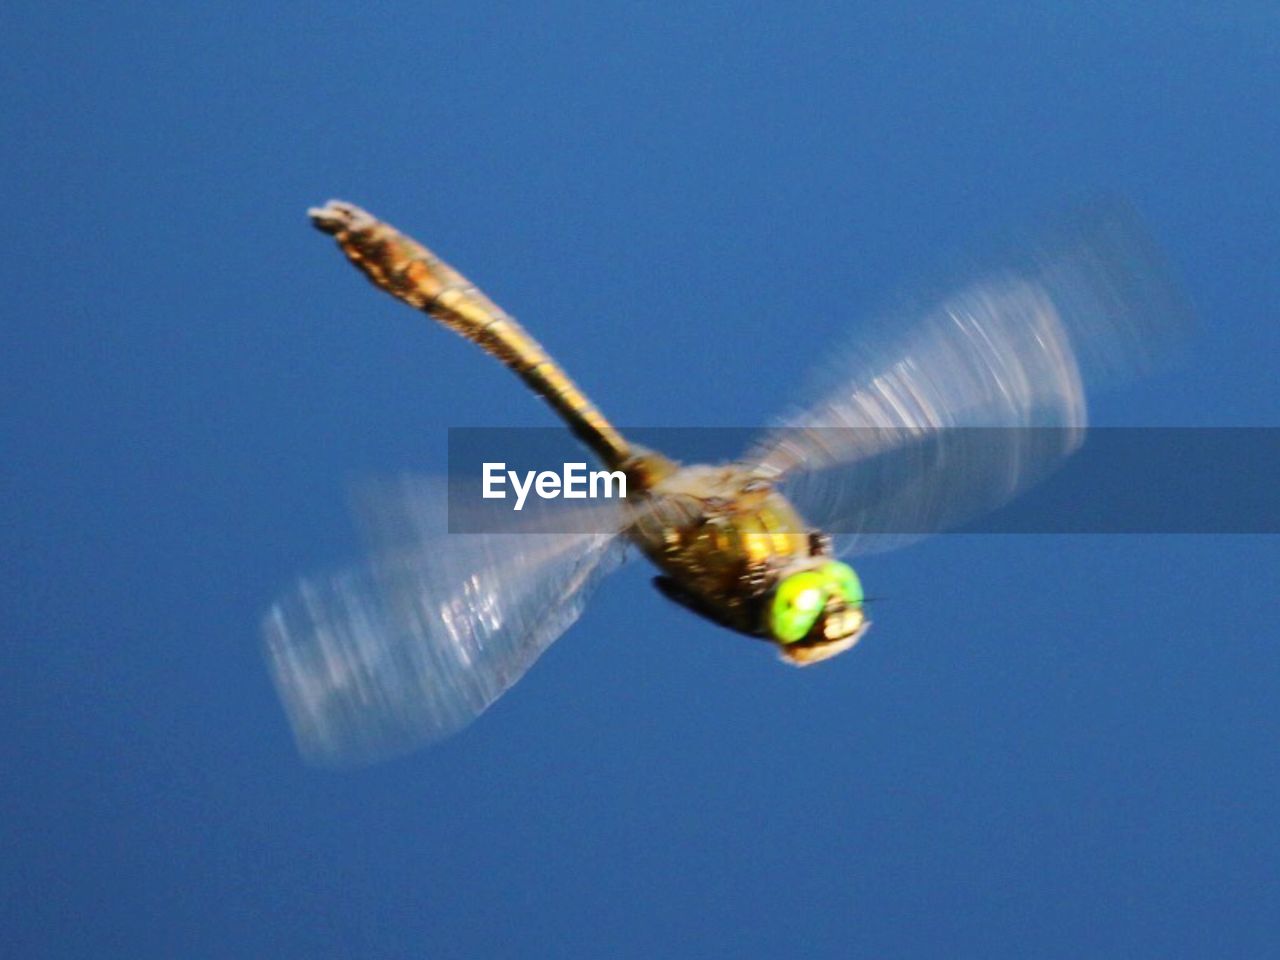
[[309, 200, 633, 471]]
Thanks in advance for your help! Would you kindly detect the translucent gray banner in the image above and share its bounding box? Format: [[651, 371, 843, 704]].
[[444, 427, 1280, 535]]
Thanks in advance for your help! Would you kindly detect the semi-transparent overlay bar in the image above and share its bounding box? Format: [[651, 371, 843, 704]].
[[443, 427, 1279, 535]]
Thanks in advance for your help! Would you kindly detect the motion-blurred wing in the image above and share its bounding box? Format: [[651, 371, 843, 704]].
[[744, 204, 1189, 555], [263, 479, 627, 766]]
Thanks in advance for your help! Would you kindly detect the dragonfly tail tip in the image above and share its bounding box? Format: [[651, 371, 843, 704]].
[[308, 199, 373, 235]]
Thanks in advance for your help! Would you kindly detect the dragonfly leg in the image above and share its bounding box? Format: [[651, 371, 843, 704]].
[[808, 530, 833, 557], [742, 561, 774, 596]]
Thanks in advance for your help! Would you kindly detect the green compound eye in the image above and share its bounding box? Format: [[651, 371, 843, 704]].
[[822, 562, 864, 606], [770, 571, 828, 643]]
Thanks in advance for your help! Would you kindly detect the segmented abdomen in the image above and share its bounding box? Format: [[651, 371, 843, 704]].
[[309, 200, 632, 471]]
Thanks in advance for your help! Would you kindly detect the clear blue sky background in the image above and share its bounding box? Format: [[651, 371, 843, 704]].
[[3, 3, 1278, 957]]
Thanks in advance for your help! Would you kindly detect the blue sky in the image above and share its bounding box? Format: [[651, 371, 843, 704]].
[[3, 3, 1278, 956]]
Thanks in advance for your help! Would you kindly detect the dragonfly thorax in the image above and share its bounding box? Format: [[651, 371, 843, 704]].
[[628, 461, 870, 662]]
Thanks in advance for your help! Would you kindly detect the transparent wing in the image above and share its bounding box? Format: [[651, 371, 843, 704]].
[[743, 203, 1190, 556], [263, 478, 628, 767]]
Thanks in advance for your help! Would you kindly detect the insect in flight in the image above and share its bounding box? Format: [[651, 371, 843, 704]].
[[265, 199, 1184, 765]]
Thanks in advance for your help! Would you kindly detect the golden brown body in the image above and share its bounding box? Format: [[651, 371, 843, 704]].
[[308, 201, 849, 649], [626, 460, 820, 635]]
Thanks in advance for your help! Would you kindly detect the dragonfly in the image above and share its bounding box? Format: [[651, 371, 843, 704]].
[[265, 199, 1184, 766]]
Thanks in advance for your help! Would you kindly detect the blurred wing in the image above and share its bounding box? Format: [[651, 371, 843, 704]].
[[743, 203, 1189, 555], [263, 478, 628, 767]]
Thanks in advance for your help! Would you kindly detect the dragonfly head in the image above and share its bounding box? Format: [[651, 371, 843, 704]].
[[767, 560, 870, 665]]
